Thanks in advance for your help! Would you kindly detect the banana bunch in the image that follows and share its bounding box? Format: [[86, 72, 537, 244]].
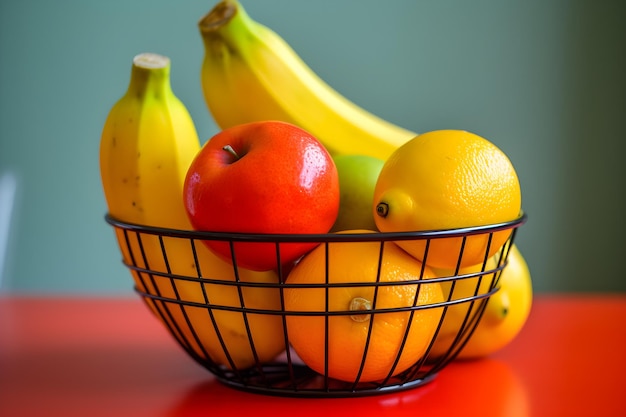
[[198, 0, 417, 161], [99, 53, 286, 370]]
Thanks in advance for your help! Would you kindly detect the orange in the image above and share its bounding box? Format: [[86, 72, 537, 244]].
[[139, 235, 286, 370], [429, 244, 532, 359], [284, 231, 444, 383], [373, 130, 522, 269]]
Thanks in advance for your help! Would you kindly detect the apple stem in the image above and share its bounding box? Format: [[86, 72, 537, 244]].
[[222, 145, 240, 160]]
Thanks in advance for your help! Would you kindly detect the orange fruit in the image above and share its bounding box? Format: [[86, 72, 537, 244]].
[[373, 130, 522, 269], [430, 244, 532, 359], [284, 231, 444, 383]]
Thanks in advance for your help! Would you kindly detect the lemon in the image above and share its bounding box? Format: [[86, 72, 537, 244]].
[[430, 244, 533, 359], [373, 130, 522, 269]]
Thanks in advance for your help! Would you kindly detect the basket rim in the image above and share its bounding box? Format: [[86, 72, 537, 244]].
[[104, 212, 527, 243]]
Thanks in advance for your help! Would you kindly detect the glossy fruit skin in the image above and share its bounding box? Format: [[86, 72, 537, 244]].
[[330, 154, 385, 232], [184, 121, 340, 271], [373, 130, 522, 269], [284, 231, 444, 383]]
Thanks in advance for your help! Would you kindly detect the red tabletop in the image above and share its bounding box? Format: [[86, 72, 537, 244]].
[[1, 294, 624, 417]]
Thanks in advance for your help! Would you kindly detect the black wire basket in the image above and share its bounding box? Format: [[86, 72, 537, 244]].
[[105, 213, 526, 398]]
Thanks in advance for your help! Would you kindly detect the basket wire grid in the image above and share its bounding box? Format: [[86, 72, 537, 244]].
[[105, 213, 526, 398]]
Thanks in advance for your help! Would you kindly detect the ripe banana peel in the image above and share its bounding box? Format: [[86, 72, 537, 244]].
[[198, 0, 417, 161], [100, 53, 199, 230], [99, 53, 202, 295], [99, 53, 285, 370]]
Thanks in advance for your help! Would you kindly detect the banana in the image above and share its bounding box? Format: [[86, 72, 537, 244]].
[[99, 52, 286, 370], [100, 52, 199, 230], [198, 0, 417, 161]]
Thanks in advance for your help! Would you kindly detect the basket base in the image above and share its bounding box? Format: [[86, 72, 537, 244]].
[[210, 363, 438, 398]]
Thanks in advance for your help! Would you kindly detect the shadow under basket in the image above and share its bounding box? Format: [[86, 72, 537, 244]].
[[105, 213, 527, 398]]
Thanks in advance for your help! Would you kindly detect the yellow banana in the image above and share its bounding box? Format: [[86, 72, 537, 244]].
[[100, 52, 199, 229], [99, 52, 285, 370], [198, 0, 417, 161]]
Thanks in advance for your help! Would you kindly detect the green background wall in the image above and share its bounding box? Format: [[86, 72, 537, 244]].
[[0, 0, 624, 294]]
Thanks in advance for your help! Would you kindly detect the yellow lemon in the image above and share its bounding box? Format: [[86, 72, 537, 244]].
[[430, 244, 533, 359], [373, 129, 522, 269]]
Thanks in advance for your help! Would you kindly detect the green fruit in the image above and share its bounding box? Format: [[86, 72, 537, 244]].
[[330, 154, 385, 232]]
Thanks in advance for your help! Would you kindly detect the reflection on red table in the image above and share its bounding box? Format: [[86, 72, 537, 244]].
[[0, 294, 624, 417]]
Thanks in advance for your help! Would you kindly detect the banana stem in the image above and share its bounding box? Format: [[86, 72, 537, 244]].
[[133, 53, 169, 70], [198, 0, 237, 33], [126, 53, 172, 100]]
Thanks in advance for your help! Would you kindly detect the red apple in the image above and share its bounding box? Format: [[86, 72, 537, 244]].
[[183, 121, 340, 271]]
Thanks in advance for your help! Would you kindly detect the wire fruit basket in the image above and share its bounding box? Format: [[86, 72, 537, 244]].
[[105, 213, 526, 398]]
